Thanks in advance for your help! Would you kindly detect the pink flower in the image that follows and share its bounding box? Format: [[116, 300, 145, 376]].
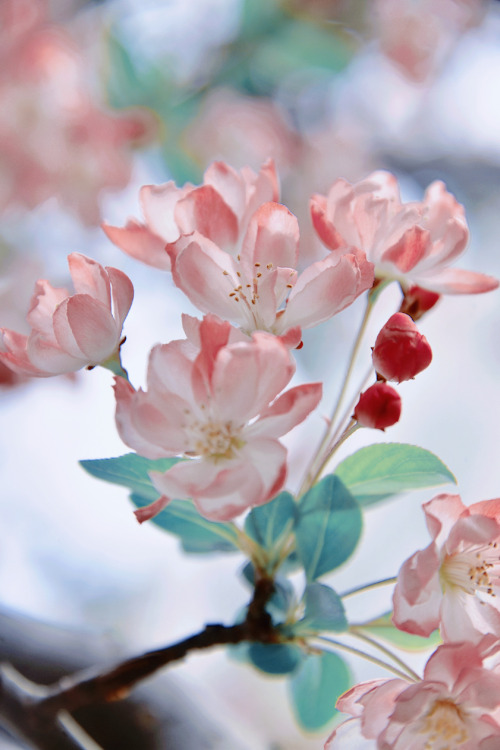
[[354, 382, 402, 430], [113, 314, 322, 521], [167, 200, 373, 343], [311, 171, 498, 295], [0, 253, 133, 376], [372, 313, 432, 383], [393, 494, 500, 643], [0, 1, 154, 224], [325, 641, 500, 749], [103, 160, 279, 270]]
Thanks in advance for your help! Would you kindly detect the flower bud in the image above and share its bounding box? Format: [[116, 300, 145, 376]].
[[399, 285, 440, 321], [354, 382, 402, 430], [372, 313, 432, 383]]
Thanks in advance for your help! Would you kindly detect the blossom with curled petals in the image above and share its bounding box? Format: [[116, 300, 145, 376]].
[[311, 171, 498, 296], [168, 201, 373, 344], [0, 253, 133, 376], [393, 493, 500, 643], [113, 315, 322, 522], [325, 641, 500, 750], [103, 160, 279, 270]]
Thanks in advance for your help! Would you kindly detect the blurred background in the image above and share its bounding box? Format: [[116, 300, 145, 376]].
[[0, 0, 499, 747]]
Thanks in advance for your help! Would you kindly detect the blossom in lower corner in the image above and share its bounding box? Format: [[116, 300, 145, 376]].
[[393, 494, 500, 643], [311, 171, 498, 295], [113, 314, 322, 521], [0, 253, 133, 376], [325, 641, 500, 749]]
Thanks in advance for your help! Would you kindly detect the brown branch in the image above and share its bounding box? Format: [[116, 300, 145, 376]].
[[40, 576, 276, 716]]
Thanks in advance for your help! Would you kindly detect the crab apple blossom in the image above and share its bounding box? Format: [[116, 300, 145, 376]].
[[167, 200, 374, 343], [0, 0, 154, 224], [310, 171, 498, 295], [113, 315, 322, 522], [354, 382, 402, 430], [0, 253, 133, 377], [372, 313, 432, 383], [325, 641, 500, 750], [393, 494, 500, 643], [103, 160, 279, 270]]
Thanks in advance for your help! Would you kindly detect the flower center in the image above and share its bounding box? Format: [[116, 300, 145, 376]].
[[186, 418, 245, 462], [223, 258, 295, 334], [441, 541, 500, 598], [418, 699, 468, 749]]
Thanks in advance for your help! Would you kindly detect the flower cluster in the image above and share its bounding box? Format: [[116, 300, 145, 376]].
[[0, 0, 153, 223]]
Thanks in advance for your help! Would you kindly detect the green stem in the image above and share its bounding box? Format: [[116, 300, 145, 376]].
[[348, 628, 421, 682], [304, 421, 360, 493], [314, 636, 417, 683], [340, 577, 398, 599], [299, 295, 375, 496]]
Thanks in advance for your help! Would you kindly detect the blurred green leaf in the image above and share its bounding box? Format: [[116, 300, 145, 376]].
[[289, 651, 351, 731], [294, 583, 347, 634], [80, 453, 182, 502], [334, 443, 456, 507], [248, 642, 303, 675]]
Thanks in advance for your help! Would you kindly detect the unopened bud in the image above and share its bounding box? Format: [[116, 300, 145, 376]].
[[354, 382, 402, 431], [372, 313, 432, 383]]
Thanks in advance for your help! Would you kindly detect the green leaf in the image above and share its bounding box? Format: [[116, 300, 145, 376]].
[[334, 443, 456, 507], [131, 494, 239, 553], [295, 476, 362, 581], [289, 651, 351, 731], [245, 492, 296, 553], [294, 583, 347, 635], [248, 642, 303, 675], [361, 612, 442, 651], [80, 453, 182, 502]]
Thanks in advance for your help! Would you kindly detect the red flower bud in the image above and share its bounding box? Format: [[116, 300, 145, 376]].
[[399, 285, 440, 321], [354, 382, 402, 431], [372, 313, 432, 383]]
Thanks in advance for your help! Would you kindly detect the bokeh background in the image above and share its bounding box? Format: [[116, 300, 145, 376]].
[[1, 0, 499, 747]]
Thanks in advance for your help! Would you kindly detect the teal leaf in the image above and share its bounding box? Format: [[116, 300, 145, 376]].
[[131, 494, 239, 553], [80, 453, 182, 502], [360, 612, 441, 652], [294, 583, 347, 635], [248, 642, 303, 675], [334, 443, 456, 507], [289, 651, 351, 731], [295, 476, 362, 581], [244, 492, 296, 561]]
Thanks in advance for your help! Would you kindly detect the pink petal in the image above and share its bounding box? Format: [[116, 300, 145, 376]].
[[310, 193, 347, 253], [281, 253, 373, 331], [210, 333, 294, 423], [107, 266, 134, 330], [102, 219, 171, 270], [423, 494, 467, 545], [175, 185, 239, 250], [140, 181, 190, 241], [203, 161, 247, 221], [134, 495, 171, 524], [392, 542, 443, 637], [26, 331, 85, 374], [240, 202, 299, 274], [67, 253, 111, 306], [247, 382, 322, 440], [0, 328, 47, 376], [26, 280, 68, 336], [412, 267, 499, 295], [381, 225, 430, 273], [53, 296, 118, 362]]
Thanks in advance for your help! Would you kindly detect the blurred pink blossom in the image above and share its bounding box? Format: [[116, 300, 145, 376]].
[[373, 0, 485, 82], [114, 314, 322, 522], [0, 253, 133, 376], [0, 0, 154, 224]]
